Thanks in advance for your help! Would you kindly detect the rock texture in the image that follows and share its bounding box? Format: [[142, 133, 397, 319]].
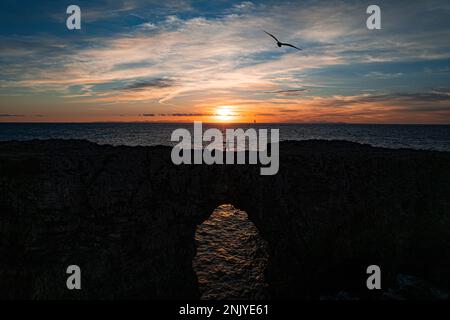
[[0, 139, 449, 299]]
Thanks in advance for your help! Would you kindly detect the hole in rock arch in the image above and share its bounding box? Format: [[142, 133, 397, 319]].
[[193, 204, 269, 300]]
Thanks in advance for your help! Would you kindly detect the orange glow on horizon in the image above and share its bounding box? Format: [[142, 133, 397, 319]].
[[1, 99, 449, 124], [214, 106, 236, 122]]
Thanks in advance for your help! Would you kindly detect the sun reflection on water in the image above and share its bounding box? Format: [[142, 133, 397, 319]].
[[193, 204, 269, 300]]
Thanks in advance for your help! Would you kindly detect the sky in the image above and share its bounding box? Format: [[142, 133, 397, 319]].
[[0, 0, 450, 123]]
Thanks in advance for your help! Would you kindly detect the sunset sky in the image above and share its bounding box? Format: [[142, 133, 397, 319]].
[[1, 0, 450, 123]]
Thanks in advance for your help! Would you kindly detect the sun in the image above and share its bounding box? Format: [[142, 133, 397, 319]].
[[215, 106, 235, 122]]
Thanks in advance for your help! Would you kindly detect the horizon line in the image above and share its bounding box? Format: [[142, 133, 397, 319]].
[[0, 121, 449, 126]]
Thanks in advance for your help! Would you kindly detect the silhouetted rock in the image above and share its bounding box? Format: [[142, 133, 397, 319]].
[[0, 139, 449, 299]]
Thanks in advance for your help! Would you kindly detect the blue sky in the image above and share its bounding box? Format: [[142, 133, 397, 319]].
[[0, 0, 450, 123]]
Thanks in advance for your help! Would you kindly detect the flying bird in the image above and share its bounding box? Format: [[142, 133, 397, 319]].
[[264, 31, 302, 51]]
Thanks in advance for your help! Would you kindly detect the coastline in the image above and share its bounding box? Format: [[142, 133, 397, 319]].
[[0, 139, 449, 299]]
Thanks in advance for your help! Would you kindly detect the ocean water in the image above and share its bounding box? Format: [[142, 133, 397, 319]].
[[193, 205, 269, 300], [0, 122, 449, 151]]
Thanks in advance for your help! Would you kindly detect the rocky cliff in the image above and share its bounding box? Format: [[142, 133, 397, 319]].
[[0, 139, 449, 299]]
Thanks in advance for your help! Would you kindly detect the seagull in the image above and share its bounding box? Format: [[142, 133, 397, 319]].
[[264, 31, 302, 51]]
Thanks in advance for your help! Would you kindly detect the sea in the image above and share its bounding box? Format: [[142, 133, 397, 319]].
[[0, 122, 449, 151]]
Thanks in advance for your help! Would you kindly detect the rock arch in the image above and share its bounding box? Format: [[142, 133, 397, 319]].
[[0, 140, 449, 299]]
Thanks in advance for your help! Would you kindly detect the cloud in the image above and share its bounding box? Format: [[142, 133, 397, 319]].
[[364, 72, 404, 79], [273, 90, 450, 123], [119, 78, 175, 91], [265, 88, 309, 96], [158, 113, 213, 117], [138, 22, 158, 30], [0, 114, 24, 117], [1, 0, 450, 123], [325, 90, 450, 107], [231, 1, 255, 12], [128, 13, 147, 21], [255, 112, 276, 116]]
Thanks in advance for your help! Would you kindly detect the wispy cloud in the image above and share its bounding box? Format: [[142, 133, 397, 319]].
[[118, 78, 175, 91], [0, 114, 24, 117], [364, 71, 404, 79], [1, 0, 450, 123]]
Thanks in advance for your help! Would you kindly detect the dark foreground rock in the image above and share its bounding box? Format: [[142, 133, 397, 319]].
[[0, 139, 449, 299]]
